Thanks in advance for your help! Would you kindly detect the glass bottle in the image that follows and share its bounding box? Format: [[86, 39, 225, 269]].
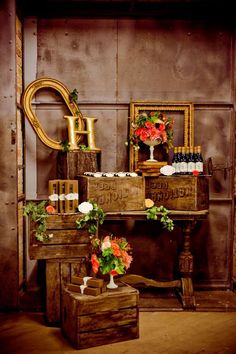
[[180, 146, 188, 175], [195, 145, 204, 174], [187, 146, 196, 174], [175, 146, 181, 174], [171, 147, 177, 173]]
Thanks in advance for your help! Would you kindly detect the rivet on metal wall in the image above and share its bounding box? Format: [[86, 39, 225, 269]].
[[65, 32, 69, 36], [187, 32, 191, 36]]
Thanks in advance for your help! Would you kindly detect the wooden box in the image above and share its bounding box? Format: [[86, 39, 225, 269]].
[[57, 150, 101, 179], [46, 258, 89, 325], [78, 175, 145, 212], [62, 284, 139, 349], [48, 179, 79, 213], [145, 175, 209, 211], [29, 214, 91, 260]]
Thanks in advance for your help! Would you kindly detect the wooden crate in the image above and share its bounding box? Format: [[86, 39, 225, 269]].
[[46, 258, 89, 325], [78, 175, 145, 212], [145, 175, 209, 211], [61, 284, 139, 349], [29, 213, 90, 260]]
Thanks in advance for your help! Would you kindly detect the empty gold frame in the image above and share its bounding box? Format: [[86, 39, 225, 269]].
[[129, 101, 194, 171], [22, 77, 85, 150]]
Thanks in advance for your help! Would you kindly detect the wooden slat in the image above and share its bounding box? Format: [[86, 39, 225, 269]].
[[78, 307, 138, 331], [46, 261, 61, 324], [29, 244, 90, 260], [78, 324, 139, 349]]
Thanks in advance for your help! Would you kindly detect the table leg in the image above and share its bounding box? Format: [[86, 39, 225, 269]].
[[178, 220, 196, 309]]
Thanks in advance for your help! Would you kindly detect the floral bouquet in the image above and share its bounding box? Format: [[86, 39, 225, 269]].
[[129, 111, 174, 150], [90, 234, 133, 289]]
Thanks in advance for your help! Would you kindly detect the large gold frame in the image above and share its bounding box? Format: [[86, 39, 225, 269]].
[[22, 77, 85, 150], [129, 101, 194, 171]]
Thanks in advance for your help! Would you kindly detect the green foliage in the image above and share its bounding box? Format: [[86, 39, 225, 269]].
[[60, 140, 71, 152], [76, 200, 106, 237], [23, 201, 49, 242], [78, 144, 90, 151], [69, 88, 78, 103], [146, 205, 174, 231]]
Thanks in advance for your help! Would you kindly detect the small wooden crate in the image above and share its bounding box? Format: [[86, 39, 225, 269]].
[[29, 213, 90, 260], [145, 175, 209, 211], [78, 175, 145, 212], [62, 284, 139, 349]]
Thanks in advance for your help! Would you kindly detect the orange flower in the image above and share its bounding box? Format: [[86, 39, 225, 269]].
[[111, 241, 121, 257], [91, 254, 100, 274], [145, 198, 154, 208], [46, 205, 56, 214]]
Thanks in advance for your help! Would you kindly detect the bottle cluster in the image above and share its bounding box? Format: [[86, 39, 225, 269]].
[[171, 146, 204, 175]]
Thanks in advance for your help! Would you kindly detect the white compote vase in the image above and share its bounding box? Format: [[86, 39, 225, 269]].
[[107, 273, 118, 289], [144, 139, 161, 162]]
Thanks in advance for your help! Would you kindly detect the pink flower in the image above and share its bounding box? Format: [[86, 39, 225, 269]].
[[101, 235, 111, 251], [121, 250, 133, 269]]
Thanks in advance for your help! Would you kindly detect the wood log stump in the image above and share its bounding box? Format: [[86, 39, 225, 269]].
[[57, 150, 101, 179]]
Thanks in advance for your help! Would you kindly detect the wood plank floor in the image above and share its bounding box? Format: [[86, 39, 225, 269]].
[[1, 310, 236, 354]]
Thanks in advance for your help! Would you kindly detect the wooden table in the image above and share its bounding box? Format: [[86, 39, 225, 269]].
[[106, 209, 209, 309], [28, 209, 208, 323]]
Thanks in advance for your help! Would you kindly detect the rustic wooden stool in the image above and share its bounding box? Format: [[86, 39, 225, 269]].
[[61, 283, 139, 349]]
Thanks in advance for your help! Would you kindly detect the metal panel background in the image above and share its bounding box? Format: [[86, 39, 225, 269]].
[[22, 17, 235, 288], [0, 0, 18, 309]]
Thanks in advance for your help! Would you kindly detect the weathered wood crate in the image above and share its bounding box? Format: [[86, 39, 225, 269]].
[[46, 258, 89, 325], [61, 284, 139, 349], [29, 213, 90, 260], [57, 150, 101, 179], [145, 175, 209, 211], [78, 175, 145, 211]]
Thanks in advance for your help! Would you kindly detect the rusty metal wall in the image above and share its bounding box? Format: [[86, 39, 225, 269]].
[[0, 0, 19, 309], [23, 17, 235, 288]]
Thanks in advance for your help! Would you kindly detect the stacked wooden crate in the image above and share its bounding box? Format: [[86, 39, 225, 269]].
[[29, 213, 91, 324], [62, 284, 139, 349]]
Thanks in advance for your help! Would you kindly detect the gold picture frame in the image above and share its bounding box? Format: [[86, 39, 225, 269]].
[[129, 101, 194, 171]]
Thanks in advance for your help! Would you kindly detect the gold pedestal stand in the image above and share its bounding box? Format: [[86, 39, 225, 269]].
[[136, 161, 167, 176]]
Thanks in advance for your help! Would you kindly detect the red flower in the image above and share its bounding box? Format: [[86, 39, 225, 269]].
[[192, 170, 200, 176], [110, 270, 118, 276], [145, 121, 154, 129], [91, 254, 100, 274], [46, 205, 56, 214]]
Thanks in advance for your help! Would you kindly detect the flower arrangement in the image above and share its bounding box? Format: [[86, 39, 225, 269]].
[[128, 111, 174, 150], [76, 200, 106, 237], [90, 234, 133, 276], [23, 201, 56, 242]]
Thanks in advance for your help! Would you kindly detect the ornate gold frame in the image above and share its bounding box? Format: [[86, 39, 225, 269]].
[[22, 77, 85, 150], [129, 101, 194, 171]]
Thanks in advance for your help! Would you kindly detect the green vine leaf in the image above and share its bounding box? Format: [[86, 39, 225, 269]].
[[146, 205, 174, 231], [76, 200, 106, 237], [23, 201, 50, 242]]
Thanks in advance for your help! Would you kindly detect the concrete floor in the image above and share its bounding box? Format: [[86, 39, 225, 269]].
[[1, 311, 236, 354]]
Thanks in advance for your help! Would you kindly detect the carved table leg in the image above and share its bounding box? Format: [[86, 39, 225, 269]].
[[178, 220, 196, 309]]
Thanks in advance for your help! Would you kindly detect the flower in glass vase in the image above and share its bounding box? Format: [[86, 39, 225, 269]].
[[129, 111, 174, 151], [91, 235, 133, 289]]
